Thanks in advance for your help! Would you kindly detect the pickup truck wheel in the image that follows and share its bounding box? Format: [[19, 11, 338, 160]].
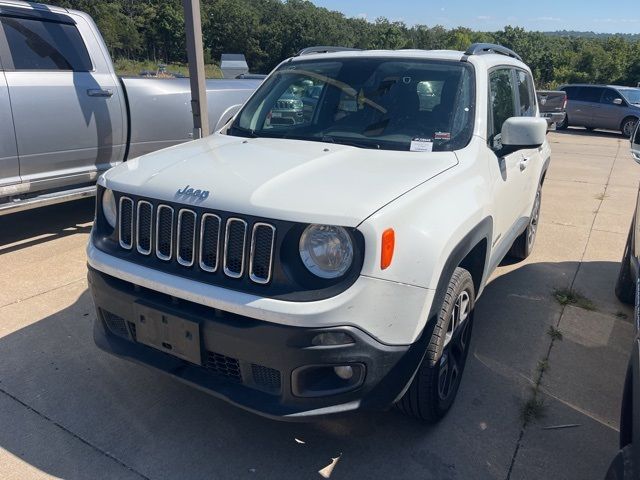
[[557, 115, 569, 130], [396, 267, 475, 423], [509, 185, 542, 260], [615, 223, 636, 305], [622, 117, 638, 139]]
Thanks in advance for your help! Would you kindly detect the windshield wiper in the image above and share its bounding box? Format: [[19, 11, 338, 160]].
[[321, 135, 381, 150], [228, 125, 257, 138]]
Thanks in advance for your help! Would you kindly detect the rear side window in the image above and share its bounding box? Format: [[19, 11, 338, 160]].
[[581, 87, 604, 103], [516, 70, 535, 116], [1, 16, 92, 71], [489, 68, 516, 139]]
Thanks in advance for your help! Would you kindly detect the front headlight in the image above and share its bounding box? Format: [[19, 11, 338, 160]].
[[299, 225, 354, 279], [102, 188, 117, 228]]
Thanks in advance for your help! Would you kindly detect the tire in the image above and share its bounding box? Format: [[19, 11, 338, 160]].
[[556, 115, 569, 130], [509, 184, 542, 261], [396, 267, 475, 423], [622, 117, 638, 139], [615, 223, 636, 305], [605, 445, 636, 480]]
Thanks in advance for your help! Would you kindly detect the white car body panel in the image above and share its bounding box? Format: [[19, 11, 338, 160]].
[[89, 48, 550, 347]]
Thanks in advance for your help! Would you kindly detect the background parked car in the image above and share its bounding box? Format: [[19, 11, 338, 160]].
[[557, 84, 640, 137], [536, 90, 567, 129], [610, 124, 640, 480], [0, 1, 260, 215]]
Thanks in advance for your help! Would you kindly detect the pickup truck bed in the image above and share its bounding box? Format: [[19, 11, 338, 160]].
[[537, 90, 567, 128], [0, 1, 260, 214]]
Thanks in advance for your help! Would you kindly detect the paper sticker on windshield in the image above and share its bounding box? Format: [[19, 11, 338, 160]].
[[410, 138, 433, 152], [434, 132, 451, 141]]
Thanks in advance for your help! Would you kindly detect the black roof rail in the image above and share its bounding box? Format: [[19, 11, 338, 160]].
[[464, 43, 522, 62], [296, 46, 361, 56]]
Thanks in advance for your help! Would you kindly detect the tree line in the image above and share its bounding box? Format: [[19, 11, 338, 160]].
[[50, 0, 640, 88]]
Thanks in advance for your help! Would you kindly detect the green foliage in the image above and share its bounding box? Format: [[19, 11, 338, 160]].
[[46, 0, 640, 87]]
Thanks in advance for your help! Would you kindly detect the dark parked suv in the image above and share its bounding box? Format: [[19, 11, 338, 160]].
[[557, 84, 640, 137]]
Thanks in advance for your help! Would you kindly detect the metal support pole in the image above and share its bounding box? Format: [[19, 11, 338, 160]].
[[182, 0, 209, 139]]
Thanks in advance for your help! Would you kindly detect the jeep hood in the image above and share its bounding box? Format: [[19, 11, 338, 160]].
[[102, 133, 458, 226]]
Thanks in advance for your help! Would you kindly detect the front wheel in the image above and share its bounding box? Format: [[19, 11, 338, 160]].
[[622, 117, 638, 139], [396, 267, 475, 423]]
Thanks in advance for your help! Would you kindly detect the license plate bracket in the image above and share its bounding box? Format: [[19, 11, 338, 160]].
[[133, 303, 202, 365]]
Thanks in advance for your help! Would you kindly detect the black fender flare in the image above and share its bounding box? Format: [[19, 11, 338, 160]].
[[540, 155, 551, 185], [364, 217, 494, 408]]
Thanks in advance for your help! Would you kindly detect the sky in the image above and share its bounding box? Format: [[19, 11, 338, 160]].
[[311, 0, 640, 34]]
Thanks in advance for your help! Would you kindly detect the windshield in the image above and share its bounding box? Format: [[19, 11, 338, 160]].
[[620, 88, 640, 105], [230, 58, 475, 152]]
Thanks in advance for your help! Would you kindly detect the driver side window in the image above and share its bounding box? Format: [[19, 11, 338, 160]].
[[489, 69, 516, 141]]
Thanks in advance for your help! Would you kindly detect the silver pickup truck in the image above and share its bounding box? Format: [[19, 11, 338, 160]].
[[0, 1, 261, 214]]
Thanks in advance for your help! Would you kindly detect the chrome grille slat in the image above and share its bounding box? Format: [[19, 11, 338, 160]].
[[177, 209, 197, 267], [199, 213, 221, 272], [155, 205, 174, 261], [118, 196, 134, 250], [249, 223, 276, 284], [117, 196, 275, 283], [224, 218, 247, 278], [136, 201, 153, 255]]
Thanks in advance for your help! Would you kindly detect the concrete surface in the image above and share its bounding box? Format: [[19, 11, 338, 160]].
[[0, 128, 637, 479]]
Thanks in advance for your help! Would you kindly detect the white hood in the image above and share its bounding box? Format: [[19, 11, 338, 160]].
[[102, 133, 458, 226]]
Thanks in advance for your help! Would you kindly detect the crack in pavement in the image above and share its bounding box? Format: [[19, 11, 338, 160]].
[[505, 139, 622, 480], [0, 386, 150, 480], [0, 278, 85, 310]]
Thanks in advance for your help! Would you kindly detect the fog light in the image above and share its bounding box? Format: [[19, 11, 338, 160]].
[[311, 332, 354, 346], [334, 366, 353, 380]]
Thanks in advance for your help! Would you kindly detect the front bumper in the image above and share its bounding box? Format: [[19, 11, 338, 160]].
[[88, 267, 426, 420]]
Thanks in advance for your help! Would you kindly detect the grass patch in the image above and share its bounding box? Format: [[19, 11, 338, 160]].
[[616, 311, 629, 320], [553, 288, 596, 311], [521, 396, 546, 423], [547, 326, 563, 341], [536, 359, 550, 376], [113, 58, 223, 78]]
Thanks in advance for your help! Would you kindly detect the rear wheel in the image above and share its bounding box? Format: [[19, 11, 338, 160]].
[[622, 117, 638, 138], [396, 268, 475, 423], [557, 115, 569, 130], [509, 184, 542, 261], [615, 223, 636, 305]]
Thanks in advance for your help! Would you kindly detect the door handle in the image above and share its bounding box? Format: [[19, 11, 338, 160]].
[[520, 157, 530, 171], [87, 88, 113, 97]]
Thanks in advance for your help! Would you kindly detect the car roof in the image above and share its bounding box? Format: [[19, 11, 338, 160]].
[[0, 0, 68, 13], [290, 49, 527, 69], [560, 83, 639, 90]]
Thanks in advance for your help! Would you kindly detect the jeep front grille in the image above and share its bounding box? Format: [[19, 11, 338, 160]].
[[117, 197, 276, 284]]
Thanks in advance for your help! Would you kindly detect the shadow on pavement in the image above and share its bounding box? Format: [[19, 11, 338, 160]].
[[0, 260, 630, 479], [0, 198, 94, 253]]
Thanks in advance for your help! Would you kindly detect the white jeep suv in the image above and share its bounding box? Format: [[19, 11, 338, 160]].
[[87, 44, 550, 422]]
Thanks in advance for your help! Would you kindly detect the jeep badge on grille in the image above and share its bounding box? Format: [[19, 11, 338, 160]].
[[176, 185, 210, 201]]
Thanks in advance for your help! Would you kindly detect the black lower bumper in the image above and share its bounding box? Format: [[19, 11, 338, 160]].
[[88, 267, 420, 420]]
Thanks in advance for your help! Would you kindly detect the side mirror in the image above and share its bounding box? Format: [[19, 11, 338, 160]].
[[498, 117, 547, 155], [632, 123, 640, 164], [613, 98, 624, 106]]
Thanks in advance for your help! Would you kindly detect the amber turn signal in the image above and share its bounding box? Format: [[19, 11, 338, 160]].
[[381, 228, 395, 270]]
